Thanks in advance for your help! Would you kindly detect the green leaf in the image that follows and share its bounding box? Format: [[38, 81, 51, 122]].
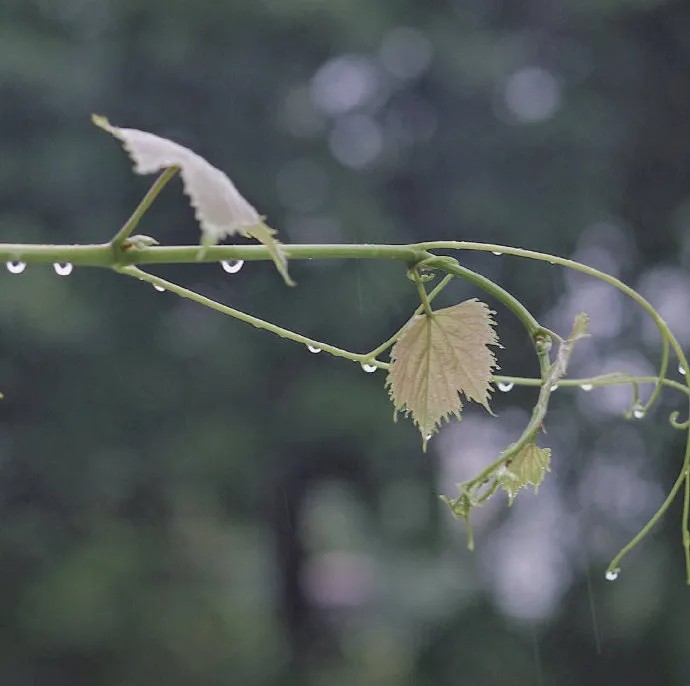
[[499, 443, 551, 504], [92, 115, 293, 285], [245, 223, 294, 287], [386, 299, 499, 447]]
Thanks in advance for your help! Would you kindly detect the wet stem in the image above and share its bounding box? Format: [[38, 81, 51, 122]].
[[1, 231, 689, 582]]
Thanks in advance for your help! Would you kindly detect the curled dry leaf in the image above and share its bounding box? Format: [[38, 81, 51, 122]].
[[386, 299, 499, 448], [93, 115, 293, 285]]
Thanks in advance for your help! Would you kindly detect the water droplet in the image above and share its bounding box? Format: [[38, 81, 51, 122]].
[[550, 384, 559, 391], [425, 433, 433, 441], [6, 260, 26, 274], [680, 364, 687, 376], [221, 259, 244, 274], [605, 569, 619, 581], [497, 381, 514, 392], [491, 250, 502, 256], [307, 345, 321, 354], [153, 284, 166, 292], [580, 383, 593, 391], [632, 407, 645, 420], [53, 262, 73, 276], [361, 361, 377, 373]]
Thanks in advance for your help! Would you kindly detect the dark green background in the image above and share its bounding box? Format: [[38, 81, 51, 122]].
[[1, 0, 690, 683]]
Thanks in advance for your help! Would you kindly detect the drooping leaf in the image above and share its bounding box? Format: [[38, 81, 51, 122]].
[[499, 443, 551, 504], [245, 223, 294, 287], [93, 115, 292, 285], [386, 299, 499, 447]]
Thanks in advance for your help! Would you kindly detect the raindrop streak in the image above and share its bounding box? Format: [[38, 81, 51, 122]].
[[6, 261, 26, 274], [580, 383, 593, 391], [491, 251, 502, 256], [307, 345, 321, 354], [633, 407, 645, 420], [680, 364, 687, 376], [53, 262, 73, 276], [497, 381, 514, 392], [361, 362, 377, 373], [605, 569, 619, 581], [584, 564, 603, 655], [153, 284, 166, 292], [221, 259, 244, 274]]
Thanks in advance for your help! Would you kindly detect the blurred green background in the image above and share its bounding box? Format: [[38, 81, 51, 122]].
[[2, 0, 690, 683]]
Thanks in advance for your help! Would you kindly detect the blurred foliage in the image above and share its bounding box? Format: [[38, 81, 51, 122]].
[[1, 0, 690, 683]]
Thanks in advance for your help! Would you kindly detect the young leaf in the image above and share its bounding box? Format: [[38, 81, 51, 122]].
[[386, 299, 499, 447], [92, 115, 293, 285], [499, 443, 551, 504]]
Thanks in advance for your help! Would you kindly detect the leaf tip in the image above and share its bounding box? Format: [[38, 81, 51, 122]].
[[91, 113, 112, 132]]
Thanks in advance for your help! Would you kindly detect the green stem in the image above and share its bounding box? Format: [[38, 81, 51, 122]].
[[417, 241, 680, 409], [111, 167, 179, 248], [418, 241, 690, 580], [492, 373, 689, 396], [420, 256, 542, 336], [118, 265, 387, 369], [367, 274, 454, 359], [413, 272, 434, 317], [606, 466, 688, 578], [461, 325, 574, 494], [0, 243, 427, 266]]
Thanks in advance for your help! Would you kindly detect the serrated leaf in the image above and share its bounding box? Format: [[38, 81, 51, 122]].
[[499, 444, 551, 504], [93, 115, 293, 285], [386, 299, 499, 447]]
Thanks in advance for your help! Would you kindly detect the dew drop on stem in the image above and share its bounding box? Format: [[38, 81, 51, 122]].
[[497, 381, 514, 392], [307, 345, 321, 354], [53, 262, 73, 276], [491, 251, 502, 256], [605, 569, 619, 581], [580, 383, 593, 391], [361, 361, 377, 373], [153, 284, 166, 292], [550, 384, 559, 391], [632, 406, 645, 420], [221, 259, 244, 274], [680, 364, 687, 376], [6, 261, 26, 274]]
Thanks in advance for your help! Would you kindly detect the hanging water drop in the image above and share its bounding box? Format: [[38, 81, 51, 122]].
[[153, 284, 166, 292], [550, 384, 559, 391], [491, 251, 502, 256], [580, 383, 593, 391], [53, 262, 73, 276], [605, 569, 619, 581], [497, 381, 514, 392], [307, 345, 321, 354], [361, 362, 377, 373], [632, 406, 645, 420], [679, 364, 687, 376], [221, 259, 244, 274], [425, 433, 433, 441], [6, 260, 26, 274]]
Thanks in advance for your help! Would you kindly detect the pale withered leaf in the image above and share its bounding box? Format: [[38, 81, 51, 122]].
[[386, 299, 499, 447], [93, 115, 292, 285], [499, 443, 551, 504]]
